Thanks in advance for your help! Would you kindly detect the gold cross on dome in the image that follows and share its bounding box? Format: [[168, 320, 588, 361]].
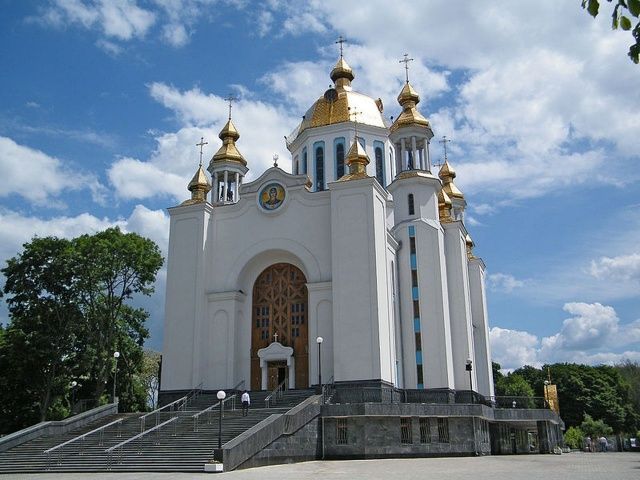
[[196, 137, 208, 166], [273, 153, 279, 168], [335, 35, 346, 57], [399, 53, 414, 84], [439, 135, 451, 162], [224, 93, 238, 120], [348, 107, 362, 138]]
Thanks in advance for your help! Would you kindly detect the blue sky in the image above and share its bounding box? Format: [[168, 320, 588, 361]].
[[1, 0, 639, 371]]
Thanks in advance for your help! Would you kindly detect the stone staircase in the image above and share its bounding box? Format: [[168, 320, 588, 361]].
[[0, 389, 315, 473]]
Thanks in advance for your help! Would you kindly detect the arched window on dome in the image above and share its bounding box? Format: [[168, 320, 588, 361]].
[[314, 141, 325, 191], [408, 194, 415, 216], [302, 148, 308, 175], [293, 155, 299, 175], [335, 137, 345, 180], [374, 141, 385, 186]]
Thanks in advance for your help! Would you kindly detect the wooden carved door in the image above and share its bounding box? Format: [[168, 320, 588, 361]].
[[251, 263, 308, 390]]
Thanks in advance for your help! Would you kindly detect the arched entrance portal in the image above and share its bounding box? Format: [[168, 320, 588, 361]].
[[251, 263, 308, 390]]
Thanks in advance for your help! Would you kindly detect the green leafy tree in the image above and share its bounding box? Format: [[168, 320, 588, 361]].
[[582, 0, 640, 63], [141, 349, 162, 410], [0, 228, 163, 433], [564, 426, 585, 449], [580, 413, 613, 439]]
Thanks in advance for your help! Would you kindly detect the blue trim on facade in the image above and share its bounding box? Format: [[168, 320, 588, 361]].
[[412, 287, 419, 300], [413, 318, 420, 332], [416, 351, 423, 364], [374, 140, 385, 186], [313, 140, 325, 191], [410, 254, 417, 269], [302, 147, 307, 174], [408, 225, 415, 236]]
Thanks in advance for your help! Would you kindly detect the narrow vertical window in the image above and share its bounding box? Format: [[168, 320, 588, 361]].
[[437, 418, 450, 443], [294, 156, 299, 175], [408, 194, 415, 215], [374, 143, 384, 186], [315, 143, 325, 191], [419, 418, 431, 443], [302, 148, 307, 174], [335, 139, 345, 179], [336, 418, 348, 445], [400, 417, 412, 444]]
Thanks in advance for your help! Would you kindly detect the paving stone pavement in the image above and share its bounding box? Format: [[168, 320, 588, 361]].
[[1, 452, 638, 480]]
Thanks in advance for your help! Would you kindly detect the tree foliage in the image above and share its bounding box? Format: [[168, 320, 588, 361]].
[[564, 426, 585, 449], [580, 413, 613, 438], [582, 0, 640, 63], [0, 228, 163, 434]]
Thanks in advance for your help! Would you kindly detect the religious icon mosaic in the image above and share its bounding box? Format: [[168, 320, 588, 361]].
[[259, 182, 285, 211]]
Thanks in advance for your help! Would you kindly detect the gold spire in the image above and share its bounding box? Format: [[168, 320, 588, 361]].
[[212, 119, 247, 166], [331, 57, 354, 90], [181, 165, 211, 205], [465, 234, 476, 259], [438, 161, 464, 200], [389, 81, 430, 132], [438, 187, 453, 223], [338, 138, 370, 181]]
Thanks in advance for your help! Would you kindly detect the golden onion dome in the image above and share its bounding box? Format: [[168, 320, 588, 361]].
[[212, 119, 246, 166], [330, 57, 355, 85], [286, 57, 387, 146], [390, 81, 430, 133], [181, 165, 211, 205], [438, 187, 453, 223], [339, 139, 370, 181], [438, 160, 464, 200]]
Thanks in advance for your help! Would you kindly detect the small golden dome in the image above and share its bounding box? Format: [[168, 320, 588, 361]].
[[438, 161, 464, 199], [465, 234, 476, 259], [338, 139, 370, 181], [389, 81, 430, 133], [212, 119, 246, 166], [181, 165, 211, 205], [438, 187, 453, 223], [330, 57, 354, 85]]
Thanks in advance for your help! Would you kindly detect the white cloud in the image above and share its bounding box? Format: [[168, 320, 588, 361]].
[[39, 0, 156, 40], [590, 253, 640, 282], [0, 136, 105, 206], [487, 273, 525, 293], [490, 327, 540, 370], [109, 83, 297, 201], [490, 302, 640, 370]]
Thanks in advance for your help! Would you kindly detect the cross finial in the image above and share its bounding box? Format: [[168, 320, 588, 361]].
[[224, 93, 238, 120], [348, 107, 362, 138], [335, 35, 346, 58], [273, 153, 279, 168], [399, 53, 414, 84], [273, 332, 279, 342], [196, 136, 208, 166], [439, 135, 451, 162]]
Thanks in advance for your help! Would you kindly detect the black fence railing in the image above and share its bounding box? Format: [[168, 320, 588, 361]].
[[328, 387, 549, 410]]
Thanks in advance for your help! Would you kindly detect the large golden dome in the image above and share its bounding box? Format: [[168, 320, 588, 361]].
[[287, 57, 388, 145]]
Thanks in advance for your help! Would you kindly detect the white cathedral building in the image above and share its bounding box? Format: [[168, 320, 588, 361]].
[[160, 54, 495, 399]]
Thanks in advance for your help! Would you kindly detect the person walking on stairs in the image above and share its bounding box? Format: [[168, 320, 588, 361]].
[[241, 390, 250, 416]]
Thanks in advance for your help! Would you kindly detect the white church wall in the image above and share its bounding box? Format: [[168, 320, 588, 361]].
[[468, 258, 495, 397], [443, 222, 477, 391]]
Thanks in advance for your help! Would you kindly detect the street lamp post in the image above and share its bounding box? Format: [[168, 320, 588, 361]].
[[70, 381, 78, 413], [217, 390, 226, 450], [544, 380, 550, 409], [112, 351, 120, 403], [316, 336, 323, 394], [465, 357, 473, 391]]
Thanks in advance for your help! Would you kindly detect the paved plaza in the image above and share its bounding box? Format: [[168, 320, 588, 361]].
[[2, 452, 639, 480]]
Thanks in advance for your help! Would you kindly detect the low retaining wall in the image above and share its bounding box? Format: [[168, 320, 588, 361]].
[[0, 403, 118, 452]]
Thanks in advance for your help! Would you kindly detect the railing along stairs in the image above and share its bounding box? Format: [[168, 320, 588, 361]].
[[139, 382, 203, 432], [44, 418, 123, 469], [264, 379, 286, 408], [105, 417, 178, 467], [191, 393, 238, 432]]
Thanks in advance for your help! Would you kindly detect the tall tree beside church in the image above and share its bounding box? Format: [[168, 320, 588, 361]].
[[70, 228, 163, 402], [0, 229, 163, 433], [0, 237, 82, 429]]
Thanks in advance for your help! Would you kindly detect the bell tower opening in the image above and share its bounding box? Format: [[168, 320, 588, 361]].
[[251, 263, 309, 390]]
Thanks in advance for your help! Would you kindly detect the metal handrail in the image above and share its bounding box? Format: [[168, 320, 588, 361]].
[[106, 416, 178, 466], [45, 418, 123, 468], [264, 380, 286, 408], [185, 382, 204, 402], [139, 395, 187, 432], [191, 394, 237, 432]]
